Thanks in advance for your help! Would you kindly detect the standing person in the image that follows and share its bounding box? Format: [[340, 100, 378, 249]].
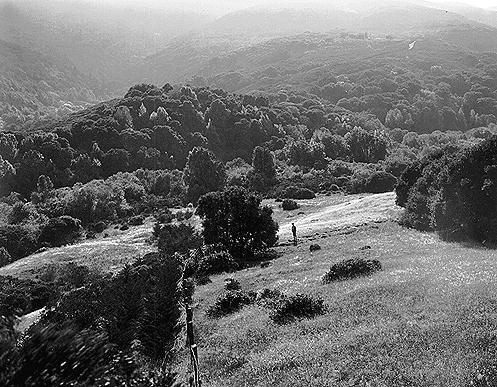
[[291, 223, 297, 246]]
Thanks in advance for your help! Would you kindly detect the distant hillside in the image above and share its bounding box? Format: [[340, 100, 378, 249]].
[[0, 1, 211, 88], [0, 39, 103, 130]]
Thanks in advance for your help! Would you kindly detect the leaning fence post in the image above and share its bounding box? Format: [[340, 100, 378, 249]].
[[186, 305, 201, 387]]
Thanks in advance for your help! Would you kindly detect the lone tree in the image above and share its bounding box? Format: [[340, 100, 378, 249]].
[[196, 187, 278, 261], [252, 146, 276, 180], [184, 147, 226, 204]]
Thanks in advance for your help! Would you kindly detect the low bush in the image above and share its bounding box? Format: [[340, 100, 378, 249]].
[[89, 221, 107, 233], [175, 209, 194, 221], [363, 171, 397, 193], [282, 186, 315, 199], [197, 251, 239, 276], [322, 258, 382, 283], [269, 293, 326, 324], [39, 216, 83, 247], [281, 199, 299, 211], [208, 290, 256, 317], [155, 209, 175, 224], [128, 215, 145, 226], [224, 278, 241, 291], [309, 244, 321, 252], [0, 247, 11, 267]]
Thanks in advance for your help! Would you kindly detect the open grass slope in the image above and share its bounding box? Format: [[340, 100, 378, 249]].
[[0, 219, 155, 280], [181, 193, 497, 387]]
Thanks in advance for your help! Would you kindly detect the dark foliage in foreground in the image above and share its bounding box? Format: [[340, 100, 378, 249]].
[[0, 322, 180, 387], [42, 253, 183, 360], [322, 258, 382, 283]]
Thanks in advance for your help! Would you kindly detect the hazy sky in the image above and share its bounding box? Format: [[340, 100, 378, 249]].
[[84, 0, 497, 12], [24, 0, 497, 15]]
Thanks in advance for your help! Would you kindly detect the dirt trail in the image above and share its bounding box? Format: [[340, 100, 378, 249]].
[[278, 192, 401, 241]]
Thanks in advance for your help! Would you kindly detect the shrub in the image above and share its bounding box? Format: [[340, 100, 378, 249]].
[[208, 290, 255, 317], [0, 247, 11, 267], [154, 208, 174, 224], [39, 216, 82, 247], [322, 258, 382, 283], [175, 209, 193, 222], [128, 215, 145, 226], [154, 223, 202, 256], [197, 251, 239, 276], [282, 186, 315, 199], [8, 202, 39, 224], [363, 171, 397, 193], [269, 293, 326, 324], [224, 278, 241, 291], [90, 221, 107, 233], [0, 224, 40, 261], [309, 244, 321, 252], [281, 199, 299, 211], [0, 276, 53, 316]]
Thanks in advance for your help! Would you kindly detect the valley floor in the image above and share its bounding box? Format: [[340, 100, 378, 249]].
[[179, 193, 497, 386]]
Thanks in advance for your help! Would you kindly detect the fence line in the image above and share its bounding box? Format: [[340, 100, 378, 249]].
[[186, 305, 201, 387]]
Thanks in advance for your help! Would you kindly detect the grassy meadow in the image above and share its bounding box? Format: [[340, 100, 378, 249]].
[[177, 194, 497, 387]]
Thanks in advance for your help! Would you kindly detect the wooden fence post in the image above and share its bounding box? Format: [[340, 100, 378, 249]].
[[186, 305, 201, 387]]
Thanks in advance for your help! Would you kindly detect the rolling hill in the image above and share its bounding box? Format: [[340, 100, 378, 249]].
[[0, 39, 103, 130]]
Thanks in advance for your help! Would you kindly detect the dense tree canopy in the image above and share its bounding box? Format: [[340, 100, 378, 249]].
[[196, 187, 279, 261]]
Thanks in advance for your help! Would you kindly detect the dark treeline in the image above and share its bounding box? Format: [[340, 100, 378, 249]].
[[1, 81, 496, 264]]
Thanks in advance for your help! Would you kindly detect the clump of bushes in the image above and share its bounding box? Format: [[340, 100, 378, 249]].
[[208, 290, 256, 317], [281, 199, 299, 211], [0, 224, 41, 261], [39, 216, 83, 247], [89, 221, 107, 234], [282, 186, 315, 199], [254, 288, 326, 324], [184, 246, 239, 279], [322, 257, 382, 283], [269, 293, 326, 324], [154, 223, 202, 256], [224, 278, 241, 291], [0, 247, 11, 267], [363, 171, 397, 193], [154, 208, 174, 224], [0, 275, 54, 317], [196, 251, 239, 276], [128, 215, 145, 226], [310, 244, 321, 252]]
